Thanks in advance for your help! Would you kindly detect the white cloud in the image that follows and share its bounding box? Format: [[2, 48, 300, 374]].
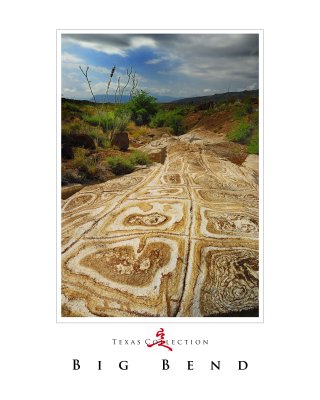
[[146, 58, 163, 65], [63, 87, 76, 93], [130, 36, 156, 49], [65, 37, 127, 56], [61, 52, 84, 64], [63, 35, 157, 57], [203, 89, 211, 93], [145, 52, 178, 65]]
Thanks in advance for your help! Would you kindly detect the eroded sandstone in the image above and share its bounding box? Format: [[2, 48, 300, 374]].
[[61, 140, 259, 317]]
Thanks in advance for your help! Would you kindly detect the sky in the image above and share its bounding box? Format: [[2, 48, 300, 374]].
[[61, 33, 259, 101]]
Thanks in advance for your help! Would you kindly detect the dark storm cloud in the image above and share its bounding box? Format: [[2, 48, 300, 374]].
[[63, 33, 258, 59], [150, 33, 259, 58], [158, 34, 259, 89]]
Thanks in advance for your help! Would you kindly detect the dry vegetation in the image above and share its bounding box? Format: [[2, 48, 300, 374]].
[[61, 94, 259, 197]]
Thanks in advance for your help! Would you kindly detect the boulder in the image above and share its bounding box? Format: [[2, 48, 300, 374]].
[[147, 146, 167, 164], [62, 134, 95, 159], [111, 131, 129, 151]]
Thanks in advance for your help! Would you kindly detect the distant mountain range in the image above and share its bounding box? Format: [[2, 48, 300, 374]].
[[63, 89, 258, 105], [172, 90, 258, 105], [91, 94, 179, 104]]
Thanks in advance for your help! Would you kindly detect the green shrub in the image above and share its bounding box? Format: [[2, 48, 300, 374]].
[[250, 111, 259, 127], [61, 102, 82, 120], [83, 111, 115, 132], [82, 113, 99, 126], [62, 102, 81, 112], [247, 129, 259, 154], [113, 110, 131, 133], [62, 120, 110, 149], [101, 112, 116, 132], [150, 110, 167, 127], [136, 109, 149, 126], [72, 148, 87, 168], [227, 121, 252, 144], [72, 150, 100, 179], [127, 90, 158, 125], [106, 149, 151, 175], [247, 111, 259, 154], [180, 104, 196, 115], [106, 156, 134, 175], [234, 104, 252, 119], [227, 110, 259, 154], [166, 113, 185, 135], [61, 126, 71, 136], [89, 134, 110, 149], [129, 150, 150, 165], [62, 120, 94, 135], [79, 158, 98, 178], [61, 120, 82, 135], [150, 108, 186, 135], [131, 126, 149, 138], [234, 98, 254, 119], [99, 138, 111, 149]]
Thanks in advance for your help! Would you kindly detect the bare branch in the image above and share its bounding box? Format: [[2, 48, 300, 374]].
[[120, 67, 133, 103], [79, 65, 97, 104], [114, 76, 121, 104], [79, 65, 102, 128], [130, 71, 138, 98]]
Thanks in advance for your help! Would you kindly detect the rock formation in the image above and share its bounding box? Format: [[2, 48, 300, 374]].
[[111, 131, 129, 150], [61, 139, 259, 317], [62, 133, 96, 159]]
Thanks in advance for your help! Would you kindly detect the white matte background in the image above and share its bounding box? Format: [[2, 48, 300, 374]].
[[1, 1, 319, 399]]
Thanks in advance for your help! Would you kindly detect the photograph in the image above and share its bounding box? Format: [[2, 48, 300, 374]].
[[60, 32, 260, 318]]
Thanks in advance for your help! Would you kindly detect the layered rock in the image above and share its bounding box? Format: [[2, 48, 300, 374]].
[[61, 140, 259, 317]]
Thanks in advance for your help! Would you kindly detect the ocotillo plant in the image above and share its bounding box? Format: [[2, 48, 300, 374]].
[[114, 76, 121, 104], [79, 65, 102, 128], [119, 67, 133, 103], [104, 65, 116, 104], [130, 71, 138, 98], [79, 66, 97, 103], [79, 64, 138, 140], [80, 64, 137, 105]]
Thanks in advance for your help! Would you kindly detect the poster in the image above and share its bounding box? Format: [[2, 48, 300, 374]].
[[59, 30, 262, 322], [2, 2, 319, 399]]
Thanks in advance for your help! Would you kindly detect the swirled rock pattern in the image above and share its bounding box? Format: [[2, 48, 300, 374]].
[[61, 141, 259, 317]]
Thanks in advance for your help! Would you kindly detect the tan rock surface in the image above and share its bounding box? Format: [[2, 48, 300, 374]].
[[242, 154, 259, 173], [61, 139, 259, 317], [61, 184, 83, 200]]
